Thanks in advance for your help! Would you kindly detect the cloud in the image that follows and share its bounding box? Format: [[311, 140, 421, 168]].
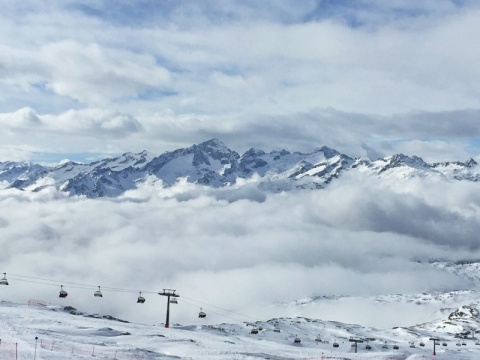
[[0, 173, 478, 326], [39, 41, 170, 104], [0, 1, 479, 161], [0, 105, 478, 165], [0, 107, 43, 129], [43, 108, 143, 135], [0, 39, 170, 106]]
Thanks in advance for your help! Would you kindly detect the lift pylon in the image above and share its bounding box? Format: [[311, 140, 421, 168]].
[[159, 289, 180, 328]]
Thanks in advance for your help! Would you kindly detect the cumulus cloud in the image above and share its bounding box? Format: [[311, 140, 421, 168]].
[[0, 107, 43, 129], [0, 174, 478, 327], [0, 1, 479, 160], [43, 108, 143, 135], [40, 41, 170, 104], [0, 108, 145, 161]]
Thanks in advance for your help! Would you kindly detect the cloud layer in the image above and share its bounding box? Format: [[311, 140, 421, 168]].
[[0, 1, 479, 162], [0, 173, 477, 326]]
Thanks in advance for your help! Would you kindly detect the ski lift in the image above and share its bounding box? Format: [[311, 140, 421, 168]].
[[442, 342, 447, 346], [382, 341, 388, 349], [419, 341, 425, 347], [294, 335, 301, 343], [0, 273, 8, 286], [274, 327, 281, 333], [59, 285, 68, 298], [250, 327, 259, 334], [315, 335, 321, 343], [462, 341, 466, 346], [366, 344, 372, 350], [475, 341, 480, 345], [170, 298, 178, 304], [198, 308, 206, 318], [333, 342, 339, 348], [137, 292, 145, 304], [456, 342, 461, 346], [409, 342, 415, 348], [94, 286, 103, 297], [393, 344, 399, 350]]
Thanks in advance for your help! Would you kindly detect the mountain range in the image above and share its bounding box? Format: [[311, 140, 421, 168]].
[[0, 138, 478, 198]]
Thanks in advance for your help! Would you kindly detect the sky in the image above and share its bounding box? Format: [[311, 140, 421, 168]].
[[1, 0, 480, 331], [0, 0, 480, 163]]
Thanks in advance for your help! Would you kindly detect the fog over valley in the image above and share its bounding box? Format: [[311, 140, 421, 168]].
[[1, 172, 478, 328]]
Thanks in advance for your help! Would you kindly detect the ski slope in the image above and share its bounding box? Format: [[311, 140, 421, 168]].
[[1, 300, 480, 359]]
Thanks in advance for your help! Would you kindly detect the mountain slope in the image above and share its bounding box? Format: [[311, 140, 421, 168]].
[[2, 300, 480, 359], [1, 139, 478, 198]]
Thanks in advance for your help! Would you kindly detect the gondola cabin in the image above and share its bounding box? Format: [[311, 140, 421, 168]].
[[198, 308, 206, 318], [137, 292, 145, 303], [170, 298, 178, 304], [294, 336, 301, 343], [94, 286, 103, 297], [333, 342, 339, 348]]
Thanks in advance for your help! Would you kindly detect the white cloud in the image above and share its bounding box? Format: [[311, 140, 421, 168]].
[[39, 41, 170, 104], [0, 1, 479, 159], [0, 107, 43, 132], [43, 108, 143, 134], [0, 174, 478, 326]]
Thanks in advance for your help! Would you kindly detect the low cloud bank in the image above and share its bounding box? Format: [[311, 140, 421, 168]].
[[0, 174, 478, 327]]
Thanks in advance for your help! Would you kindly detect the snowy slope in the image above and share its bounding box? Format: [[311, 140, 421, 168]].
[[429, 261, 480, 283], [2, 300, 480, 359]]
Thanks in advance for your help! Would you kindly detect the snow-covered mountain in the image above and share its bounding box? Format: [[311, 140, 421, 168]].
[[0, 138, 478, 198]]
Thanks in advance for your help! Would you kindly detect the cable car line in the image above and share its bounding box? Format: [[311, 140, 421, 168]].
[[178, 298, 246, 324], [6, 278, 93, 290], [8, 273, 158, 294], [180, 295, 258, 321], [8, 273, 102, 289], [3, 272, 260, 325]]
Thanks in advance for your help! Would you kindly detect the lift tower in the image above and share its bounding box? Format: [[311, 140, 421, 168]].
[[159, 289, 180, 328]]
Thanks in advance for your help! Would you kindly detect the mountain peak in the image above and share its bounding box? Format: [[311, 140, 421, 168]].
[[448, 305, 478, 320], [466, 158, 478, 167], [197, 138, 226, 149], [2, 139, 479, 198], [314, 146, 340, 159], [194, 138, 240, 161]]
